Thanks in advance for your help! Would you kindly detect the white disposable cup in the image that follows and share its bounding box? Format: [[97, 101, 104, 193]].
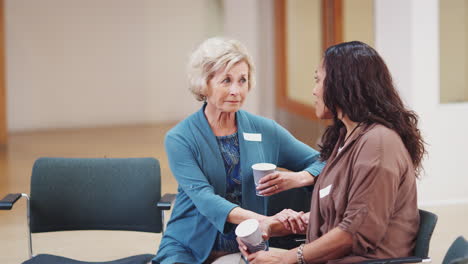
[[235, 219, 267, 253], [252, 163, 276, 196]]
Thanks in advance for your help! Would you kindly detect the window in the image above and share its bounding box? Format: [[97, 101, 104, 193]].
[[440, 0, 468, 104], [275, 0, 374, 119]]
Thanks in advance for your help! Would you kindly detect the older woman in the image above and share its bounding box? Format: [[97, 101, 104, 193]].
[[153, 37, 325, 264], [240, 41, 425, 263]]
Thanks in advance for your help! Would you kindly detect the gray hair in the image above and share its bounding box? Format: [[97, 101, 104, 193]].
[[187, 37, 256, 101]]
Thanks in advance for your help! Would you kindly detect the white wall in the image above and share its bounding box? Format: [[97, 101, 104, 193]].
[[256, 0, 276, 120], [223, 0, 262, 117], [376, 0, 468, 206], [6, 0, 222, 132], [223, 0, 276, 119], [5, 0, 277, 132]]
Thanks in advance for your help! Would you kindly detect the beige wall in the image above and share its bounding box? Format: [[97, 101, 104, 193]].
[[440, 0, 468, 103], [343, 0, 374, 47], [286, 0, 322, 107], [5, 0, 222, 132]]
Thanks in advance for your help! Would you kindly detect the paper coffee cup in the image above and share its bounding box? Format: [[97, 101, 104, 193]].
[[252, 163, 276, 196], [235, 219, 267, 253]]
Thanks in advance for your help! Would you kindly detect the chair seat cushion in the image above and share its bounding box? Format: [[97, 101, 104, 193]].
[[22, 254, 155, 264]]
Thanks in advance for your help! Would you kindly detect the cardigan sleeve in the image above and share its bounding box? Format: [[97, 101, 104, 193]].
[[274, 121, 325, 176], [165, 132, 238, 233]]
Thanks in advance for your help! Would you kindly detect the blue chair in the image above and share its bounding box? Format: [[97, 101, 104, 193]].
[[442, 236, 468, 264], [0, 157, 175, 264]]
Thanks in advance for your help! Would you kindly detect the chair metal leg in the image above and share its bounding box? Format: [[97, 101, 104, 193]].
[[161, 210, 166, 236], [21, 193, 33, 259], [157, 193, 176, 237]]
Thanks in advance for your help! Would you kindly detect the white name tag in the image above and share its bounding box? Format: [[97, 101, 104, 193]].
[[319, 184, 332, 198], [243, 132, 262, 142]]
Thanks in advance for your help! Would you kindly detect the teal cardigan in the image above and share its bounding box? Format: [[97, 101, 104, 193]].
[[153, 104, 324, 264]]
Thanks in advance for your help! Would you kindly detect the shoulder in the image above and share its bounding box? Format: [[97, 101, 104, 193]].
[[360, 124, 403, 150], [238, 110, 276, 125], [355, 124, 411, 167], [165, 111, 199, 143], [237, 109, 280, 132]]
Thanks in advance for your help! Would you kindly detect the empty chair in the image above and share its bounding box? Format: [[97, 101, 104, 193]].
[[0, 157, 175, 264]]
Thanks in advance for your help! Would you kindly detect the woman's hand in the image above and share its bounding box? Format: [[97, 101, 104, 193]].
[[258, 217, 274, 241], [237, 236, 284, 264], [273, 209, 309, 234], [256, 171, 314, 196], [238, 248, 287, 264], [236, 217, 273, 256]]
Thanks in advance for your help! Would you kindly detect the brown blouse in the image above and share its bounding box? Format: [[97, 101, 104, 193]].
[[306, 123, 419, 263]]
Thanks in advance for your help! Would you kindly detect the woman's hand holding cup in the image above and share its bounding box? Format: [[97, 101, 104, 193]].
[[235, 219, 267, 254], [256, 170, 314, 196]]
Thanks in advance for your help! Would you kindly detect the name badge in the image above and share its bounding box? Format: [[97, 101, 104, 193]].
[[319, 184, 332, 198], [243, 132, 262, 142]]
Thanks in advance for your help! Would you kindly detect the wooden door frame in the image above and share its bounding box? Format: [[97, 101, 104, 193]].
[[0, 0, 6, 146], [275, 0, 342, 120]]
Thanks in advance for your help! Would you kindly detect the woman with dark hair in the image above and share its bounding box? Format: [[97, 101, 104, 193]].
[[238, 41, 426, 264]]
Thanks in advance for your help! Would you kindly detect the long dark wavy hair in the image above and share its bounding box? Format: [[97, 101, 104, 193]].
[[319, 41, 426, 176]]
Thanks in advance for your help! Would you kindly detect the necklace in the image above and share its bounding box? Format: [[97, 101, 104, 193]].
[[338, 123, 361, 151]]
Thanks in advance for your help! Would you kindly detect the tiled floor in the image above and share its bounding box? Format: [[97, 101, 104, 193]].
[[0, 124, 466, 263]]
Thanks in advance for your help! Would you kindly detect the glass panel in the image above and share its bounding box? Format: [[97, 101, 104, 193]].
[[440, 0, 468, 103], [343, 0, 374, 47], [286, 0, 322, 107]]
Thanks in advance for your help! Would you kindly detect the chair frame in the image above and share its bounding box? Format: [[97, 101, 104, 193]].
[[0, 160, 176, 261]]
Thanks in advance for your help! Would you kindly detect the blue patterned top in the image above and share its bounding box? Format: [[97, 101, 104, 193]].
[[212, 132, 241, 253]]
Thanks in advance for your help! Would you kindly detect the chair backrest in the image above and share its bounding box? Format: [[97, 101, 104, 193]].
[[414, 209, 438, 258], [267, 187, 312, 249], [30, 157, 162, 233], [267, 187, 312, 216], [443, 236, 468, 264]]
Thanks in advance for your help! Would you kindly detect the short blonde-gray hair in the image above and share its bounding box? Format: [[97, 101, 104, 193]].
[[187, 37, 256, 101]]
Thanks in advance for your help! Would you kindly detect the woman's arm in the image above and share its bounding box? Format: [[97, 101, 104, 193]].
[[165, 133, 239, 232], [287, 227, 352, 263], [242, 227, 352, 264], [167, 131, 276, 231], [227, 207, 267, 224]]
